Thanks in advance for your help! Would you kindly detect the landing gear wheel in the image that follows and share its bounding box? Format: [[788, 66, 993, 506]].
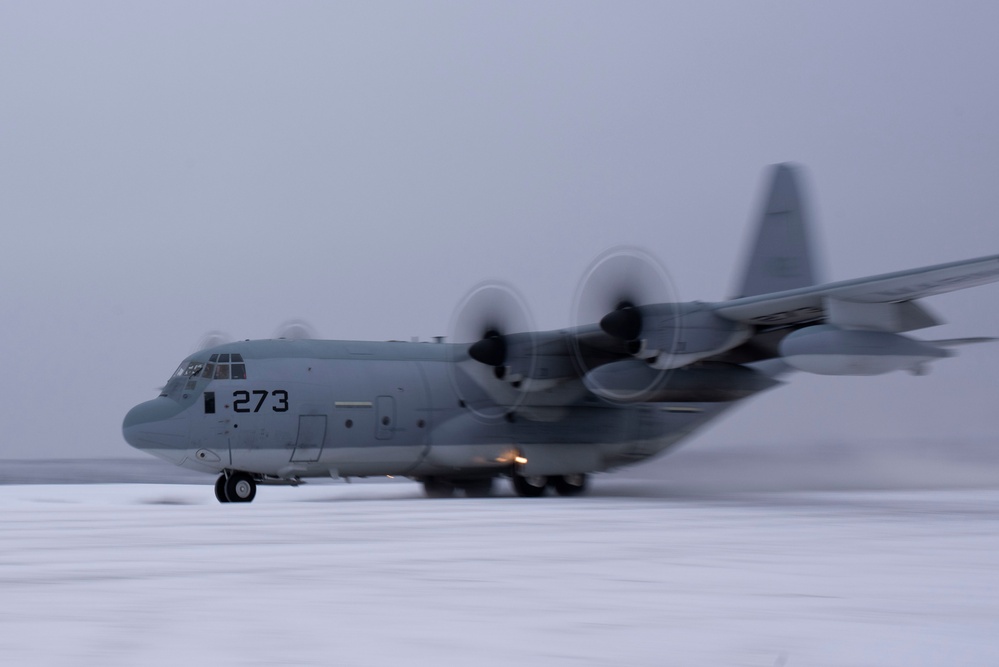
[[455, 478, 494, 498], [423, 478, 456, 499], [224, 472, 257, 503], [512, 474, 548, 498], [552, 473, 588, 497], [214, 475, 230, 503]]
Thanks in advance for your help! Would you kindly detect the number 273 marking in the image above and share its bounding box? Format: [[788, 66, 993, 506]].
[[232, 390, 289, 413]]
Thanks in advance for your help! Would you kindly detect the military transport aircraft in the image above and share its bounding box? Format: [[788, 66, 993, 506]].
[[123, 164, 999, 503]]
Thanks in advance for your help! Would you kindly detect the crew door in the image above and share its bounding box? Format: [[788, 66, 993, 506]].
[[291, 415, 327, 463]]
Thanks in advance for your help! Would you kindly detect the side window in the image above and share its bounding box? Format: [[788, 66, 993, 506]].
[[175, 361, 205, 378], [231, 363, 246, 380]]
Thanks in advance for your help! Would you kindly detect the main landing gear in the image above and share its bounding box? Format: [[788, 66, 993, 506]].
[[214, 471, 257, 503], [422, 477, 495, 498], [511, 473, 588, 498], [421, 473, 590, 498]]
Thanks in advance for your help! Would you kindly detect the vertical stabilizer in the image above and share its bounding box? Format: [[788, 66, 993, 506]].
[[732, 163, 819, 298]]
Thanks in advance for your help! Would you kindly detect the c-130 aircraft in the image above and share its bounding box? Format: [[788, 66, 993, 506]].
[[123, 164, 999, 503]]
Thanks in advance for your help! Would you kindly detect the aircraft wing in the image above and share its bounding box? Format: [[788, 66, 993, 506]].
[[713, 254, 999, 328], [459, 254, 999, 402]]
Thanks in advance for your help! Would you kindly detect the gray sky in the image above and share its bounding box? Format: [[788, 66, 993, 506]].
[[2, 2, 999, 459]]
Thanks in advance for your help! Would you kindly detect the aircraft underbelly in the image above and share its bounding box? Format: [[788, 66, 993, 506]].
[[409, 399, 736, 475]]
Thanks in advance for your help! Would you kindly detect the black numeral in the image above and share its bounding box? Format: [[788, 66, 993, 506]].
[[231, 390, 289, 413], [233, 390, 251, 413]]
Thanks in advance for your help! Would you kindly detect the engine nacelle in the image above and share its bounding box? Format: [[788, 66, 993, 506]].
[[601, 303, 751, 370], [469, 332, 579, 392], [779, 325, 951, 376], [584, 359, 780, 403]]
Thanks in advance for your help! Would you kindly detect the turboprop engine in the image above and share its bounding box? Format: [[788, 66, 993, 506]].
[[778, 325, 951, 376], [600, 302, 751, 369]]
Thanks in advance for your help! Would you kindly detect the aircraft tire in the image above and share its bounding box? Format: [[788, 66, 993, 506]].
[[423, 478, 456, 499], [214, 475, 230, 503], [455, 478, 494, 498], [551, 473, 588, 497], [512, 474, 548, 498], [224, 472, 257, 503]]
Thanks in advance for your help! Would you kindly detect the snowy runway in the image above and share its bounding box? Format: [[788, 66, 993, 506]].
[[0, 481, 997, 666]]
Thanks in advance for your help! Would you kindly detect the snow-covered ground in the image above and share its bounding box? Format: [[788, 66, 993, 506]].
[[1, 481, 997, 666]]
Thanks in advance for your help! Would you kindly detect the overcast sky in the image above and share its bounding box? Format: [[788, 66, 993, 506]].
[[2, 2, 998, 460]]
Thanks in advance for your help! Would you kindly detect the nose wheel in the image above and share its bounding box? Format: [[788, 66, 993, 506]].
[[215, 472, 257, 503], [214, 475, 230, 503]]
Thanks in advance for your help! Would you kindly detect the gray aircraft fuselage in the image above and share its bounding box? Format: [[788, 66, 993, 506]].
[[123, 338, 738, 485]]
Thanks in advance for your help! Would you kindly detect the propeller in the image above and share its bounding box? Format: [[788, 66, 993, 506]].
[[192, 331, 232, 354], [569, 247, 681, 401], [273, 319, 319, 340], [447, 281, 536, 420], [190, 319, 319, 356]]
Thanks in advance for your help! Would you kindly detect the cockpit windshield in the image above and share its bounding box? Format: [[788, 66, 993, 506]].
[[208, 353, 246, 380], [160, 353, 247, 398]]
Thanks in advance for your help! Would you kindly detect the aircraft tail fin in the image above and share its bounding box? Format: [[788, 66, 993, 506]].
[[731, 163, 820, 298]]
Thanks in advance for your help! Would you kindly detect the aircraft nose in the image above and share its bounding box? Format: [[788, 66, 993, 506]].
[[122, 398, 188, 459]]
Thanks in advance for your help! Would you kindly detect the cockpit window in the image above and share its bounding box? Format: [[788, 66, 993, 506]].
[[174, 361, 205, 378], [204, 353, 247, 380]]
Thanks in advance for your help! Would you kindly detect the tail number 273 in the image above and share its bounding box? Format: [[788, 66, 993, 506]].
[[233, 390, 289, 413]]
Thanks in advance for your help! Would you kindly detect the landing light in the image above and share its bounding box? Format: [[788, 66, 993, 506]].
[[514, 456, 528, 465]]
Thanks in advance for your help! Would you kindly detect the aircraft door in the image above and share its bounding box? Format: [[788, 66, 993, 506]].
[[375, 395, 395, 440], [291, 415, 327, 463]]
